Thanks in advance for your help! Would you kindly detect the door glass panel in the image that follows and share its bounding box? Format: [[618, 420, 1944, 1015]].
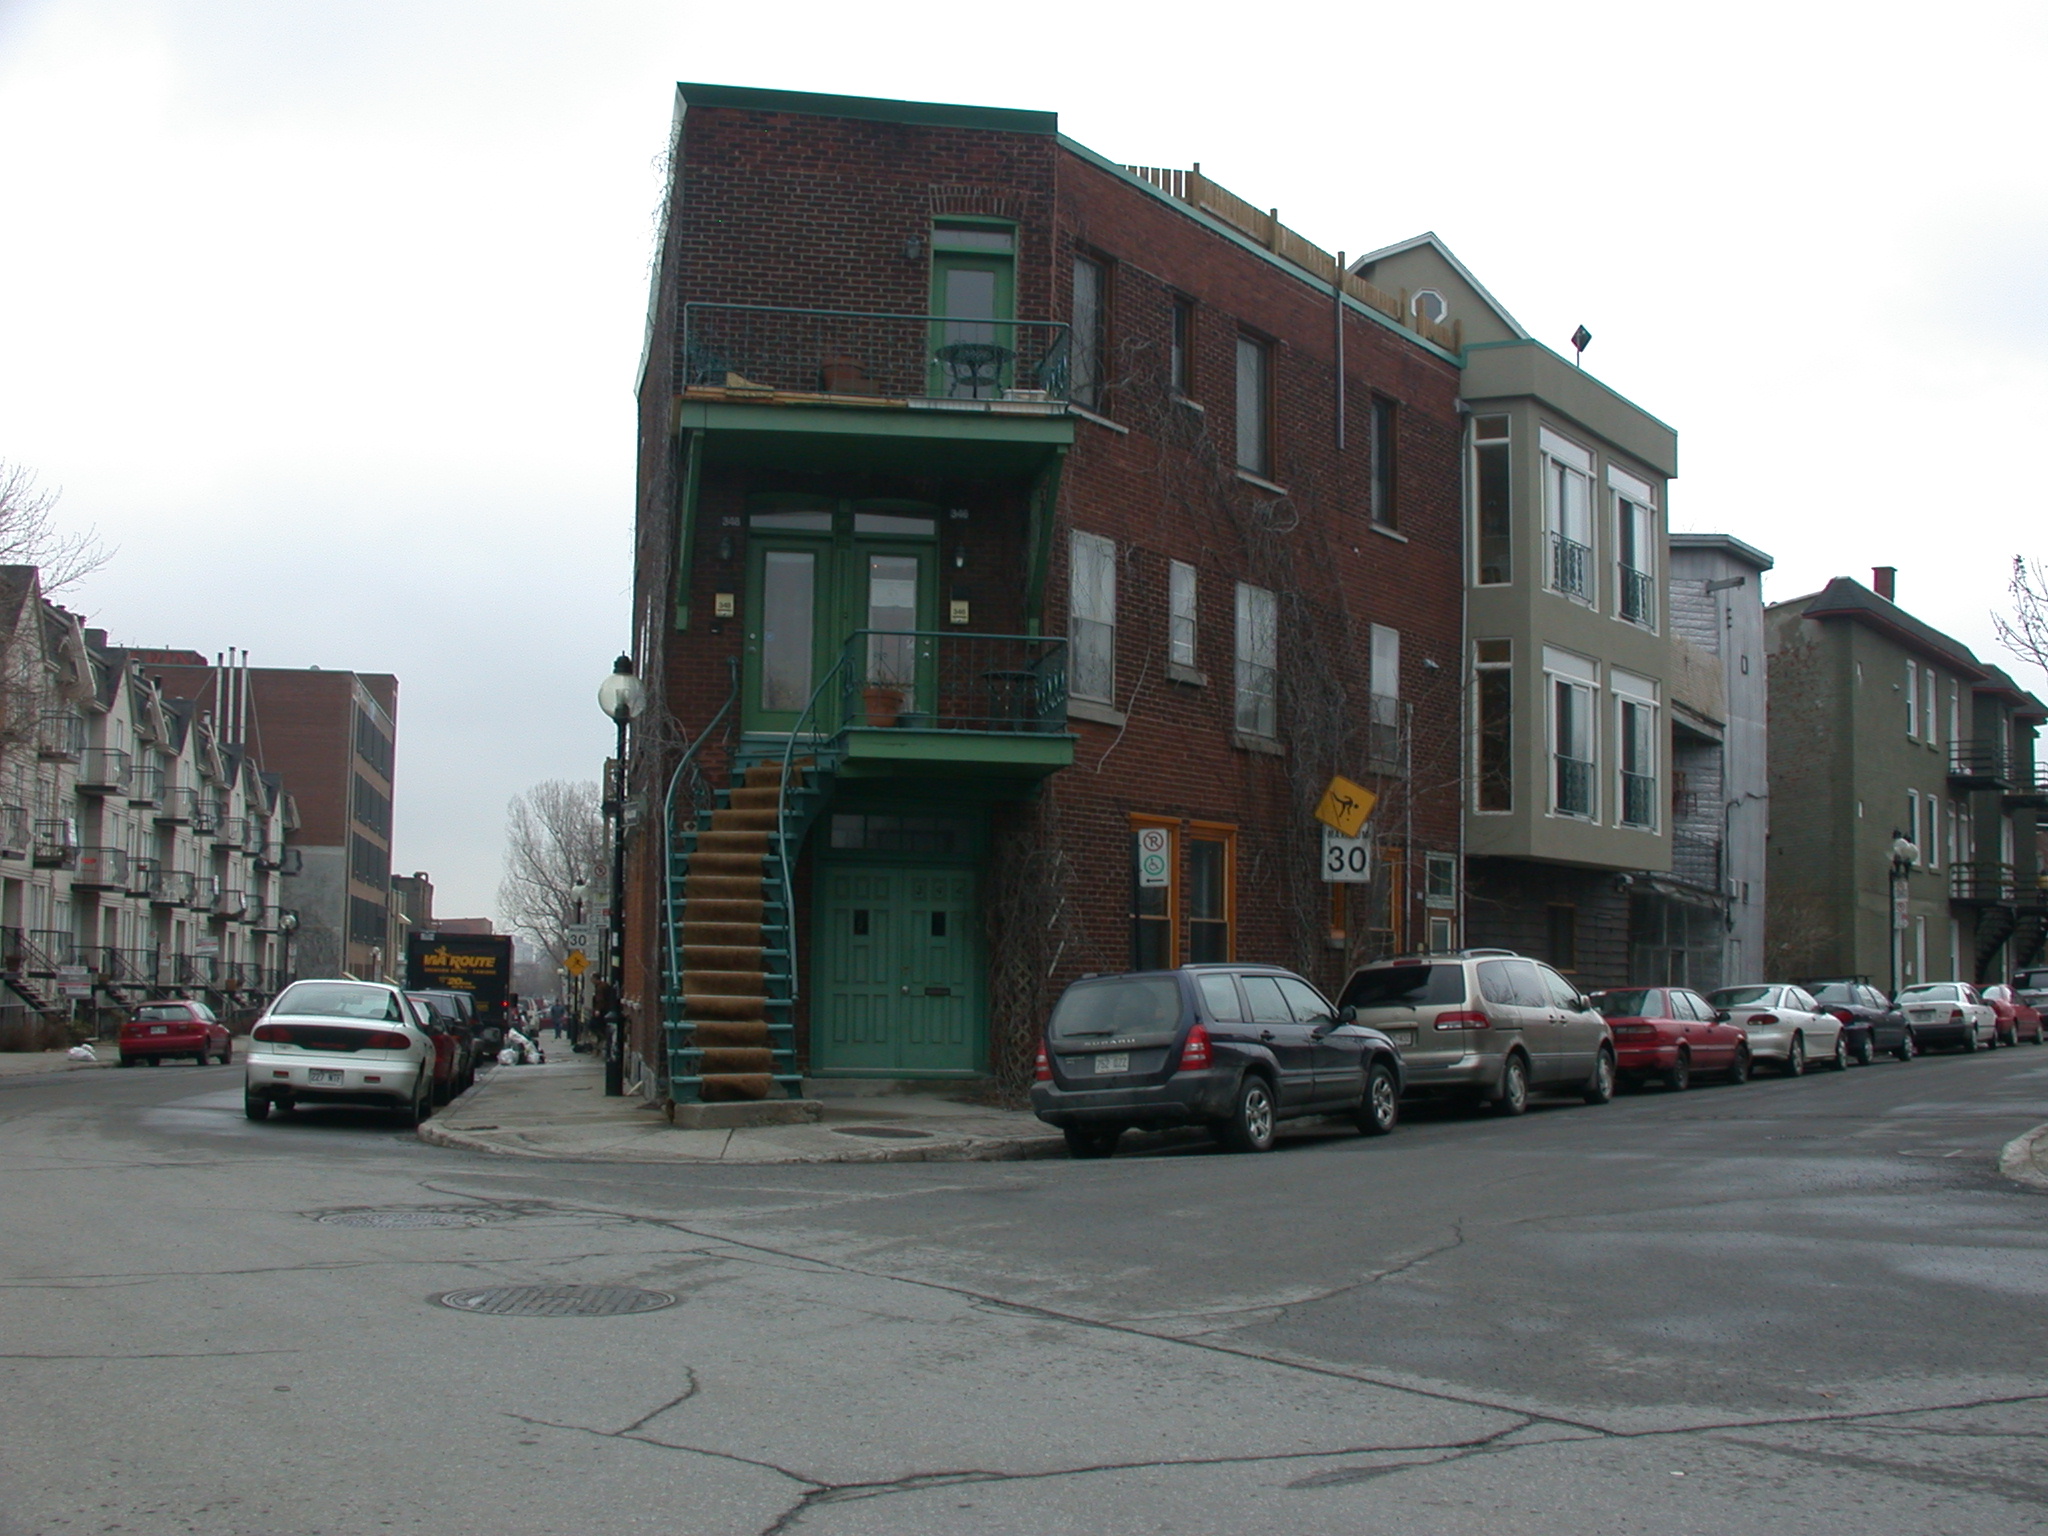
[[937, 264, 1009, 398], [865, 555, 919, 687], [760, 551, 815, 712], [1241, 975, 1293, 1025], [1275, 977, 1334, 1024]]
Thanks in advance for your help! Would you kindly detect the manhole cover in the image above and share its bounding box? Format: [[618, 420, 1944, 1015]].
[[434, 1285, 676, 1317], [316, 1210, 491, 1229], [833, 1125, 935, 1140]]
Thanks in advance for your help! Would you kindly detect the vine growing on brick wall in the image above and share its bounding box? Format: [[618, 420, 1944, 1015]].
[[984, 783, 1086, 1103]]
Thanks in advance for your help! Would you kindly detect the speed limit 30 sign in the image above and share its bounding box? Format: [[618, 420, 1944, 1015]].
[[1322, 827, 1373, 883]]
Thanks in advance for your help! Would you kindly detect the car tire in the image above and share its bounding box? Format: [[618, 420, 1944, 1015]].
[[1062, 1125, 1122, 1159], [118, 1055, 135, 1068], [1784, 1036, 1806, 1076], [1221, 1074, 1277, 1153], [1494, 1052, 1530, 1116], [1727, 1045, 1751, 1084], [1852, 1032, 1874, 1066], [1583, 1047, 1616, 1105], [1356, 1061, 1400, 1136], [243, 1090, 269, 1122], [1962, 1026, 1979, 1054], [1665, 1051, 1691, 1092], [1897, 1031, 1917, 1062], [1830, 1034, 1850, 1071]]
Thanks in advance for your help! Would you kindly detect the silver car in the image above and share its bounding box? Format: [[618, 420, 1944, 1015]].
[[1706, 984, 1847, 1075], [243, 979, 436, 1124], [1894, 982, 1998, 1053]]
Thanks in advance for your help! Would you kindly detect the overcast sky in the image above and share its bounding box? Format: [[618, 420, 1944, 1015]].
[[2, 0, 2043, 918]]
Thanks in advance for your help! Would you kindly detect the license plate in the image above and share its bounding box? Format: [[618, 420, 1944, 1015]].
[[1093, 1053, 1129, 1074], [307, 1068, 343, 1084], [149, 1025, 167, 1034], [1390, 1030, 1416, 1047]]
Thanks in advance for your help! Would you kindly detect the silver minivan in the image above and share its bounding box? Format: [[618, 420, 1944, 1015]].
[[1337, 950, 1615, 1114]]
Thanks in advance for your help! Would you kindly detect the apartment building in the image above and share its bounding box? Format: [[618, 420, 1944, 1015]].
[[1350, 238, 1683, 986], [1765, 570, 2047, 988], [629, 85, 1470, 1102], [0, 570, 302, 1036], [140, 660, 398, 980]]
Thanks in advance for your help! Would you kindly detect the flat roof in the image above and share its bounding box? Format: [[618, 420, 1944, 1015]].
[[676, 82, 1056, 136]]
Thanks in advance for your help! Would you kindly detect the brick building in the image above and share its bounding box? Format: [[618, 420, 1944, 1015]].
[[626, 85, 1468, 1103]]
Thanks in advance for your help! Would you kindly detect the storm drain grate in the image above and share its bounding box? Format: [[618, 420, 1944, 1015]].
[[318, 1210, 491, 1229], [435, 1284, 676, 1317], [833, 1125, 936, 1140]]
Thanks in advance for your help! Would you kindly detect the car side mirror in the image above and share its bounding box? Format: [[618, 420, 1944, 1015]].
[[1336, 1004, 1357, 1024], [1714, 1009, 1731, 1023]]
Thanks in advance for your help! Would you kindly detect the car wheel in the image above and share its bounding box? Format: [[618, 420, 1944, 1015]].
[[1494, 1052, 1530, 1116], [1852, 1032, 1874, 1066], [1062, 1125, 1122, 1159], [1221, 1075, 1277, 1153], [1665, 1050, 1691, 1092], [1784, 1035, 1806, 1076], [1583, 1047, 1616, 1105], [1897, 1030, 1917, 1061], [118, 1055, 135, 1068], [1356, 1061, 1400, 1136], [243, 1090, 269, 1122], [1830, 1033, 1850, 1071], [2001, 1028, 2017, 1048], [1962, 1026, 1979, 1053], [1727, 1045, 1751, 1084]]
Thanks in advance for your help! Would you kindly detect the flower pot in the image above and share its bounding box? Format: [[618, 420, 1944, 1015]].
[[861, 685, 905, 728]]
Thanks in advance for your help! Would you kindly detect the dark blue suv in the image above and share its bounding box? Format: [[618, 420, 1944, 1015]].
[[1030, 965, 1405, 1157]]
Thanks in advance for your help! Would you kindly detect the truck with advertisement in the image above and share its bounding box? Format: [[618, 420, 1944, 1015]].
[[405, 931, 514, 1031]]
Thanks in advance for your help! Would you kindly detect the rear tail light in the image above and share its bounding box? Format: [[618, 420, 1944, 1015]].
[[1434, 1009, 1491, 1031], [1752, 1014, 1779, 1026], [1033, 1043, 1051, 1083], [251, 1023, 286, 1042], [1950, 1009, 1964, 1022], [1179, 1024, 1213, 1070]]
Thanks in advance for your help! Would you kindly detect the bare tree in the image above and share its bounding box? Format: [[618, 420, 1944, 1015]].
[[1995, 556, 2048, 683], [497, 780, 607, 965], [0, 461, 112, 593]]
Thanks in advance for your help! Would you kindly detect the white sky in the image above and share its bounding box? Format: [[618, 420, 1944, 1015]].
[[2, 0, 2044, 917]]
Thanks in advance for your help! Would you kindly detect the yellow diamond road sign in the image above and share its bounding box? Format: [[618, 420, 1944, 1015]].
[[563, 950, 589, 977], [1314, 775, 1378, 837]]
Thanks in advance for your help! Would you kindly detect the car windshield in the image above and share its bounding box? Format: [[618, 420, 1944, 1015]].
[[1047, 974, 1183, 1046], [1899, 984, 1960, 1001], [1339, 965, 1467, 1010], [1591, 989, 1657, 1018], [1709, 986, 1775, 1007], [2018, 971, 2048, 990], [272, 981, 404, 1021], [133, 1005, 192, 1022]]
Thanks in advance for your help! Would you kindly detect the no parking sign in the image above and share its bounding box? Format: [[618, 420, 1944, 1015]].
[[1136, 827, 1172, 887]]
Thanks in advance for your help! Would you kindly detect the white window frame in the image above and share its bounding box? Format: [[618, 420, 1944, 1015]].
[[1168, 560, 1198, 670], [1906, 661, 1919, 738], [1233, 582, 1278, 739], [1540, 427, 1594, 605], [1544, 646, 1599, 821], [1949, 683, 1961, 751], [1608, 465, 1657, 631], [1068, 531, 1116, 703], [1924, 667, 1938, 749], [1612, 670, 1659, 830], [1369, 623, 1400, 767]]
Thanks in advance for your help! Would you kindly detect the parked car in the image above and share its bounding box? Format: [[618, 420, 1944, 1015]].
[[1704, 984, 1847, 1074], [1979, 985, 2044, 1046], [1337, 950, 1615, 1115], [1031, 965, 1404, 1157], [1893, 982, 1998, 1052], [2012, 966, 2048, 1017], [405, 990, 478, 1099], [1589, 987, 1750, 1089], [117, 999, 231, 1067], [243, 978, 435, 1124], [1801, 979, 1899, 1062]]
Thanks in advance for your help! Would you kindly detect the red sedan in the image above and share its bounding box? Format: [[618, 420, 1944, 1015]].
[[1590, 986, 1751, 1090], [1981, 985, 2045, 1046], [118, 1000, 232, 1066]]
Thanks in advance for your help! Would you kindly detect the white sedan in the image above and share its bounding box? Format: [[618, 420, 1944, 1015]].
[[1705, 984, 1848, 1075], [244, 979, 436, 1124], [1894, 982, 1999, 1053]]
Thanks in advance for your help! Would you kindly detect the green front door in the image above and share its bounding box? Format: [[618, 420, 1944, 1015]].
[[815, 863, 980, 1075]]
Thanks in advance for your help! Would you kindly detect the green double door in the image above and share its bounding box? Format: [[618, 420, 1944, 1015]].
[[814, 863, 980, 1075]]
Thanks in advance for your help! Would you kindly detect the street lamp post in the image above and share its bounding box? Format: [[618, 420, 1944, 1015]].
[[1889, 833, 1921, 997], [597, 655, 647, 1098]]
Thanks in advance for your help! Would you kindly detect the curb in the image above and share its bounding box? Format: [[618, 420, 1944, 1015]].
[[1998, 1124, 2048, 1192], [416, 1117, 1065, 1165]]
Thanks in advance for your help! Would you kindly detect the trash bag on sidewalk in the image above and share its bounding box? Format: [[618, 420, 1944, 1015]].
[[66, 1043, 96, 1062]]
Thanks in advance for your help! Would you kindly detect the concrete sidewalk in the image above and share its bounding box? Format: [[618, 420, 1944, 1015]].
[[0, 1048, 116, 1078], [418, 1054, 1067, 1164]]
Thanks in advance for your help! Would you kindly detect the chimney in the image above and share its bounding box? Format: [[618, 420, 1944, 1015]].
[[1873, 566, 1896, 601]]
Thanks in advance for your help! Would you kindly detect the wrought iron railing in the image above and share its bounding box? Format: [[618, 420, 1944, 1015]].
[[214, 888, 250, 919], [190, 874, 222, 908], [1951, 862, 2016, 903], [1554, 754, 1595, 818], [681, 303, 1072, 404], [30, 930, 74, 968], [0, 804, 28, 859], [663, 658, 739, 1035], [1550, 533, 1591, 600], [32, 820, 76, 869], [36, 712, 84, 761], [101, 947, 154, 986], [193, 799, 224, 836], [73, 846, 129, 888], [127, 762, 164, 806], [150, 867, 195, 906], [77, 748, 131, 794], [1620, 566, 1655, 626], [127, 854, 157, 896], [1620, 771, 1657, 829], [156, 786, 196, 824], [1949, 741, 2010, 785]]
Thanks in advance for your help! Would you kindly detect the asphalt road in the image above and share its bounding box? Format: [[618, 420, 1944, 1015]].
[[5, 1045, 2048, 1535]]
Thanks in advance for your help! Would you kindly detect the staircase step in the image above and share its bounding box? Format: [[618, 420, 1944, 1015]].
[[685, 851, 769, 877], [680, 920, 763, 946], [683, 992, 776, 1020], [680, 969, 766, 997], [694, 828, 770, 853], [685, 898, 765, 924], [727, 785, 781, 810], [682, 944, 764, 969]]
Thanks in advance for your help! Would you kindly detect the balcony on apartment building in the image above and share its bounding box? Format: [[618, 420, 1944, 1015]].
[[1949, 742, 2010, 790], [219, 816, 250, 850], [1951, 861, 2016, 905], [100, 947, 156, 990], [76, 748, 132, 795], [213, 887, 250, 920], [36, 711, 84, 762], [32, 819, 76, 869], [783, 631, 1073, 778], [190, 874, 222, 910], [192, 798, 224, 837], [2004, 761, 2048, 811], [127, 761, 164, 808], [155, 785, 197, 825], [0, 804, 28, 861], [125, 855, 157, 898], [149, 866, 196, 907], [71, 846, 129, 891]]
